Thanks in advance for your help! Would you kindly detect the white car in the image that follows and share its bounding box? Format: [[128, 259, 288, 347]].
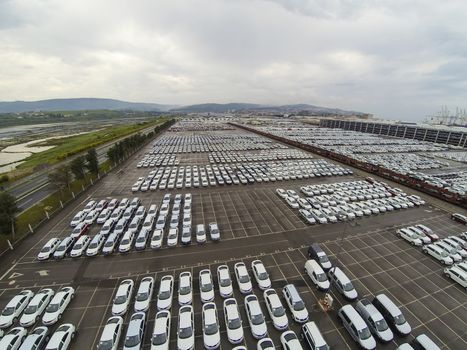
[[199, 269, 215, 303], [444, 265, 467, 289], [70, 210, 85, 227], [217, 265, 233, 298], [0, 290, 35, 328], [122, 312, 146, 350], [37, 238, 61, 261], [84, 209, 99, 225], [435, 241, 462, 262], [159, 203, 169, 217], [245, 294, 267, 339], [119, 231, 135, 253], [285, 196, 299, 209], [42, 286, 74, 326], [101, 218, 116, 236], [256, 338, 275, 350], [280, 331, 304, 350], [151, 229, 164, 249], [178, 272, 193, 306], [234, 262, 252, 294], [208, 222, 220, 241], [263, 289, 288, 330], [157, 276, 174, 310], [44, 323, 75, 350], [151, 310, 171, 350], [396, 228, 423, 246], [112, 279, 134, 316], [252, 260, 271, 290], [134, 277, 154, 312], [86, 233, 106, 257], [298, 198, 312, 210], [299, 209, 317, 224], [202, 303, 220, 349], [223, 298, 243, 344], [196, 224, 207, 244], [97, 316, 123, 350], [70, 235, 91, 257], [310, 209, 328, 224], [20, 288, 54, 327], [0, 327, 27, 350], [286, 190, 299, 199], [422, 244, 454, 265], [167, 228, 178, 247], [276, 188, 288, 199], [177, 306, 194, 350], [97, 208, 111, 224]]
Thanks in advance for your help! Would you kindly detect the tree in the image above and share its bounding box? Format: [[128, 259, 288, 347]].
[[48, 165, 72, 191], [86, 148, 99, 175], [70, 156, 86, 180], [0, 191, 19, 237]]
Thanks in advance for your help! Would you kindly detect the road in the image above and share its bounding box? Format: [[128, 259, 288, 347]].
[[6, 124, 160, 212]]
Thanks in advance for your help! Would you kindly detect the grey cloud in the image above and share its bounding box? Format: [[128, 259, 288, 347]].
[[0, 0, 467, 120]]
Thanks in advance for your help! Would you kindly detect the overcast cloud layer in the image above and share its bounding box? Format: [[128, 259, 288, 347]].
[[1, 0, 466, 120]]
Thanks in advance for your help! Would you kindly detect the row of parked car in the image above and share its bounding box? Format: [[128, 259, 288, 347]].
[[396, 224, 467, 289], [148, 133, 280, 154], [101, 259, 324, 350], [132, 159, 352, 192], [0, 287, 76, 350], [277, 181, 422, 224], [39, 194, 222, 260], [305, 243, 441, 350], [137, 154, 178, 168], [207, 149, 313, 164]]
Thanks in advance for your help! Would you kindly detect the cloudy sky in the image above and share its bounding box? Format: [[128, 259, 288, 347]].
[[0, 0, 466, 120]]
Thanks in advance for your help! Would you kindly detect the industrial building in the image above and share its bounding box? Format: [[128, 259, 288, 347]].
[[320, 119, 467, 148]]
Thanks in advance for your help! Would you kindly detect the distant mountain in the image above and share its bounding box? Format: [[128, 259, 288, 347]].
[[0, 98, 175, 113], [170, 103, 264, 113], [170, 103, 364, 115]]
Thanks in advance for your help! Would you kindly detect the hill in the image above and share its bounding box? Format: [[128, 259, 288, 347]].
[[0, 98, 174, 113]]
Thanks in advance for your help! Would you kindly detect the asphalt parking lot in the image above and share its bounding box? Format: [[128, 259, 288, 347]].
[[0, 127, 466, 349]]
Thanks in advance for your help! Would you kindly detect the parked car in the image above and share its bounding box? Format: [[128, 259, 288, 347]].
[[44, 323, 75, 350], [37, 238, 61, 261], [123, 312, 146, 350], [97, 316, 123, 350], [150, 310, 170, 350], [134, 277, 154, 312], [202, 303, 220, 349], [42, 286, 75, 326], [0, 290, 34, 328], [263, 289, 288, 330], [112, 279, 134, 316], [223, 298, 243, 344], [0, 327, 27, 350], [234, 262, 252, 294], [177, 306, 194, 350], [245, 294, 267, 339], [178, 272, 193, 306]]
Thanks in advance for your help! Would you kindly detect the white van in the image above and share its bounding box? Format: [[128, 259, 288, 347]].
[[338, 304, 376, 350], [328, 267, 358, 300], [304, 260, 330, 291], [301, 321, 329, 350]]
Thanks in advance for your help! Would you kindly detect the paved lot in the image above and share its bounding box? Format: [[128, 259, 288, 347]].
[[0, 127, 466, 349]]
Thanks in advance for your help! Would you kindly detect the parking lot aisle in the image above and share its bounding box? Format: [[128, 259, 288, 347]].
[[292, 249, 354, 350], [253, 189, 295, 232], [227, 191, 249, 238]]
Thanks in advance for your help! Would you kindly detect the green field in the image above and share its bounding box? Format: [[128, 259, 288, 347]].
[[4, 117, 168, 180]]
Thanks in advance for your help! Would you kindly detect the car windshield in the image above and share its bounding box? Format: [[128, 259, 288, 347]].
[[228, 317, 241, 329], [41, 246, 50, 253], [152, 333, 167, 345], [319, 255, 329, 263], [74, 244, 82, 249], [251, 313, 264, 325], [159, 291, 170, 300], [258, 272, 268, 280], [293, 301, 305, 311], [343, 282, 354, 292], [104, 240, 114, 247], [114, 295, 126, 304], [239, 274, 249, 283], [205, 322, 218, 335], [317, 273, 327, 282], [24, 305, 37, 314], [2, 306, 15, 316], [179, 326, 192, 339], [179, 285, 190, 295], [98, 340, 114, 350], [219, 277, 230, 287], [56, 244, 66, 252], [358, 327, 371, 340], [153, 234, 161, 241], [124, 334, 141, 347], [201, 283, 212, 292], [46, 303, 60, 312], [136, 292, 148, 302], [440, 250, 448, 257], [375, 319, 389, 331], [394, 314, 406, 325], [136, 236, 145, 243], [272, 306, 285, 317]]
